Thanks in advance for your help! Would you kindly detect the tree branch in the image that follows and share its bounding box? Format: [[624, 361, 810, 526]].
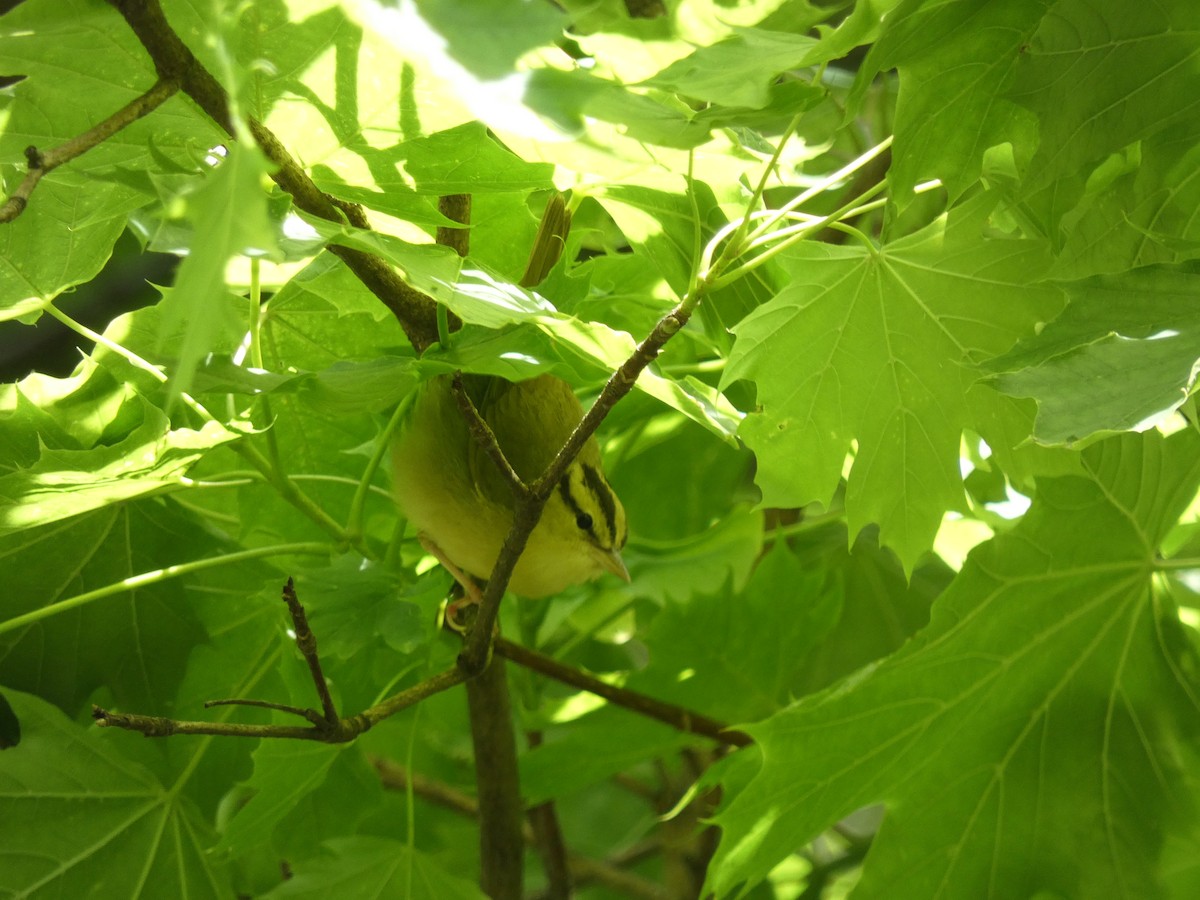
[[525, 730, 572, 899], [437, 193, 472, 258], [93, 665, 466, 741], [494, 638, 752, 748], [281, 577, 338, 725], [433, 192, 531, 900], [451, 373, 528, 496], [0, 79, 179, 224], [371, 758, 668, 900], [105, 0, 442, 351], [92, 580, 467, 741], [466, 659, 525, 899]]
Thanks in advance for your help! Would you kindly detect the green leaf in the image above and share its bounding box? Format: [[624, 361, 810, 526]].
[[855, 0, 1047, 200], [786, 525, 947, 696], [162, 142, 279, 400], [601, 181, 781, 341], [725, 198, 1063, 570], [0, 690, 229, 899], [0, 0, 222, 321], [6, 2, 1200, 893], [0, 501, 243, 714], [0, 691, 19, 748], [0, 178, 130, 323], [0, 362, 238, 537], [215, 742, 364, 855], [522, 69, 714, 150], [520, 709, 689, 805], [262, 836, 487, 900], [388, 122, 555, 194], [986, 267, 1200, 445], [308, 173, 452, 228], [644, 28, 819, 109], [0, 0, 221, 174], [1051, 125, 1200, 278], [605, 406, 752, 541], [628, 507, 764, 605], [414, 288, 746, 443], [293, 558, 433, 659], [708, 431, 1200, 898], [193, 355, 419, 417], [1009, 0, 1200, 196], [629, 542, 838, 723]]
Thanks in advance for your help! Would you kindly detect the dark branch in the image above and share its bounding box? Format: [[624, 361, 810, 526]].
[[526, 730, 573, 899], [495, 638, 753, 748], [93, 666, 465, 741], [94, 580, 467, 745], [451, 373, 527, 496], [105, 0, 442, 351], [281, 577, 338, 725], [437, 193, 472, 257], [466, 659, 525, 899], [372, 758, 668, 900]]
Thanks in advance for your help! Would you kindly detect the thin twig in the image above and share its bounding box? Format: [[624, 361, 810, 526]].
[[0, 79, 179, 223], [281, 578, 339, 724], [526, 731, 573, 899], [450, 373, 527, 495], [94, 666, 466, 741], [90, 708, 327, 740], [371, 758, 668, 900], [204, 698, 320, 722], [494, 638, 753, 748]]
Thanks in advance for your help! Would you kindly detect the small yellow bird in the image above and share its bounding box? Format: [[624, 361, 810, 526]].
[[391, 372, 629, 598]]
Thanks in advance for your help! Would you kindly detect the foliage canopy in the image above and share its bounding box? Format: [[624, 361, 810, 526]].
[[2, 1, 1200, 898]]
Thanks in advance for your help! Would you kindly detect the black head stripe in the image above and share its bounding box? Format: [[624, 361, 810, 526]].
[[558, 477, 590, 532], [581, 463, 619, 546]]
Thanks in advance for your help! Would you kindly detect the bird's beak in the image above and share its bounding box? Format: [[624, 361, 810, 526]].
[[599, 549, 631, 584]]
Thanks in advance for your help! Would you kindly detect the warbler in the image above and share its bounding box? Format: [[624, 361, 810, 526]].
[[391, 372, 628, 598]]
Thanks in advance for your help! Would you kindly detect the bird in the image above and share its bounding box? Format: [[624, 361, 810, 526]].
[[391, 372, 629, 599]]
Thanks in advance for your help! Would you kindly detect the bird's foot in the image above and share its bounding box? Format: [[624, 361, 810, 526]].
[[419, 534, 484, 633]]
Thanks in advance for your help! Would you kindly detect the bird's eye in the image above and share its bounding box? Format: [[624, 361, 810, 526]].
[[575, 512, 594, 531]]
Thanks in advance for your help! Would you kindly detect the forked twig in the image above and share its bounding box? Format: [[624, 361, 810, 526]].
[[0, 79, 179, 223], [93, 580, 467, 741]]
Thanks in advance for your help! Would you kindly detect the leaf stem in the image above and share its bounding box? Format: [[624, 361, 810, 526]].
[[346, 392, 413, 541], [42, 303, 220, 427], [0, 542, 331, 637], [181, 471, 393, 501], [232, 441, 365, 553], [248, 259, 264, 369], [720, 113, 802, 261], [708, 179, 892, 290], [745, 135, 893, 245]]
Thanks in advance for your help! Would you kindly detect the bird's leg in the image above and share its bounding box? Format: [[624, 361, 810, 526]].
[[419, 534, 485, 631]]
